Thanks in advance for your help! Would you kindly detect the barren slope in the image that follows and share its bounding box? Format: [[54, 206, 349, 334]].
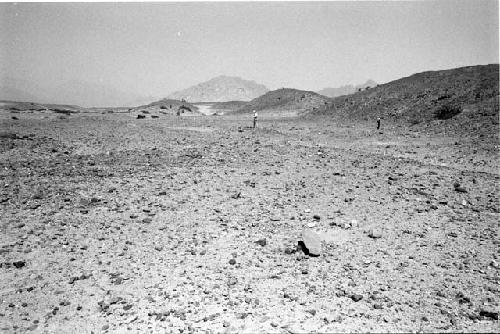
[[310, 64, 499, 137]]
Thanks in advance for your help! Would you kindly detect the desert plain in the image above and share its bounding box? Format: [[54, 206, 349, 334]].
[[0, 105, 498, 334]]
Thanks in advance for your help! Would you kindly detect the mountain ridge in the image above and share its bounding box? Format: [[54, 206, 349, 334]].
[[167, 76, 269, 102]]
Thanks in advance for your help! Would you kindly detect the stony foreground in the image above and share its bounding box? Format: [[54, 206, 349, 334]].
[[1, 112, 499, 333]]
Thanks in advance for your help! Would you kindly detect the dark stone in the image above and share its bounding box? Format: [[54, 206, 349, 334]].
[[255, 238, 267, 247], [13, 261, 25, 268], [351, 294, 363, 302], [306, 309, 317, 316], [453, 183, 467, 193], [479, 309, 499, 320], [456, 292, 471, 304]]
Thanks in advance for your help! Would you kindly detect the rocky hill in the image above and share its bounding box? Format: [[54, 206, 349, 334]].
[[131, 98, 201, 116], [167, 76, 269, 103], [317, 80, 377, 98], [231, 88, 330, 116], [311, 64, 499, 136]]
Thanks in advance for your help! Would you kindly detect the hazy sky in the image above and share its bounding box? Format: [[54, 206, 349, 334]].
[[1, 1, 498, 99]]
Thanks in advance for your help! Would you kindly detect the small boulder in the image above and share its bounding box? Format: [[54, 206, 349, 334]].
[[13, 260, 26, 268], [453, 182, 467, 193], [351, 294, 363, 302], [298, 229, 321, 257], [479, 308, 499, 320], [255, 238, 267, 247], [368, 229, 382, 239]]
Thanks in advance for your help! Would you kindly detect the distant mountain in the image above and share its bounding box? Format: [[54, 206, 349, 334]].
[[126, 96, 159, 108], [230, 88, 330, 115], [0, 85, 40, 103], [317, 80, 377, 98], [167, 75, 269, 102], [310, 64, 499, 136], [50, 80, 153, 107], [0, 77, 153, 107], [0, 77, 53, 104]]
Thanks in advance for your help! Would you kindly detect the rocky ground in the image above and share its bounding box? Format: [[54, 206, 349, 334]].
[[0, 111, 499, 333]]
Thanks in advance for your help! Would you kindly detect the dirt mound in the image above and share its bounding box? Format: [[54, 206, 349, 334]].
[[230, 88, 331, 116], [309, 64, 499, 136]]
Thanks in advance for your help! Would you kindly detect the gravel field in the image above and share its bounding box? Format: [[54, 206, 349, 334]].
[[1, 112, 499, 333]]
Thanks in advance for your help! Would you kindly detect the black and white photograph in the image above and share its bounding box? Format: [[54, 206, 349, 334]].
[[0, 0, 499, 332]]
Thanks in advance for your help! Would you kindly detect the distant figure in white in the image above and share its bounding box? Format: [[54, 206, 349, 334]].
[[253, 110, 258, 129], [377, 117, 381, 130]]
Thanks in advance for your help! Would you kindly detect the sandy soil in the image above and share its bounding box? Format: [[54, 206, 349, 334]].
[[1, 112, 499, 333]]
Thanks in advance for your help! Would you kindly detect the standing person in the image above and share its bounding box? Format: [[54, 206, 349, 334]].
[[253, 110, 258, 129], [377, 117, 381, 130]]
